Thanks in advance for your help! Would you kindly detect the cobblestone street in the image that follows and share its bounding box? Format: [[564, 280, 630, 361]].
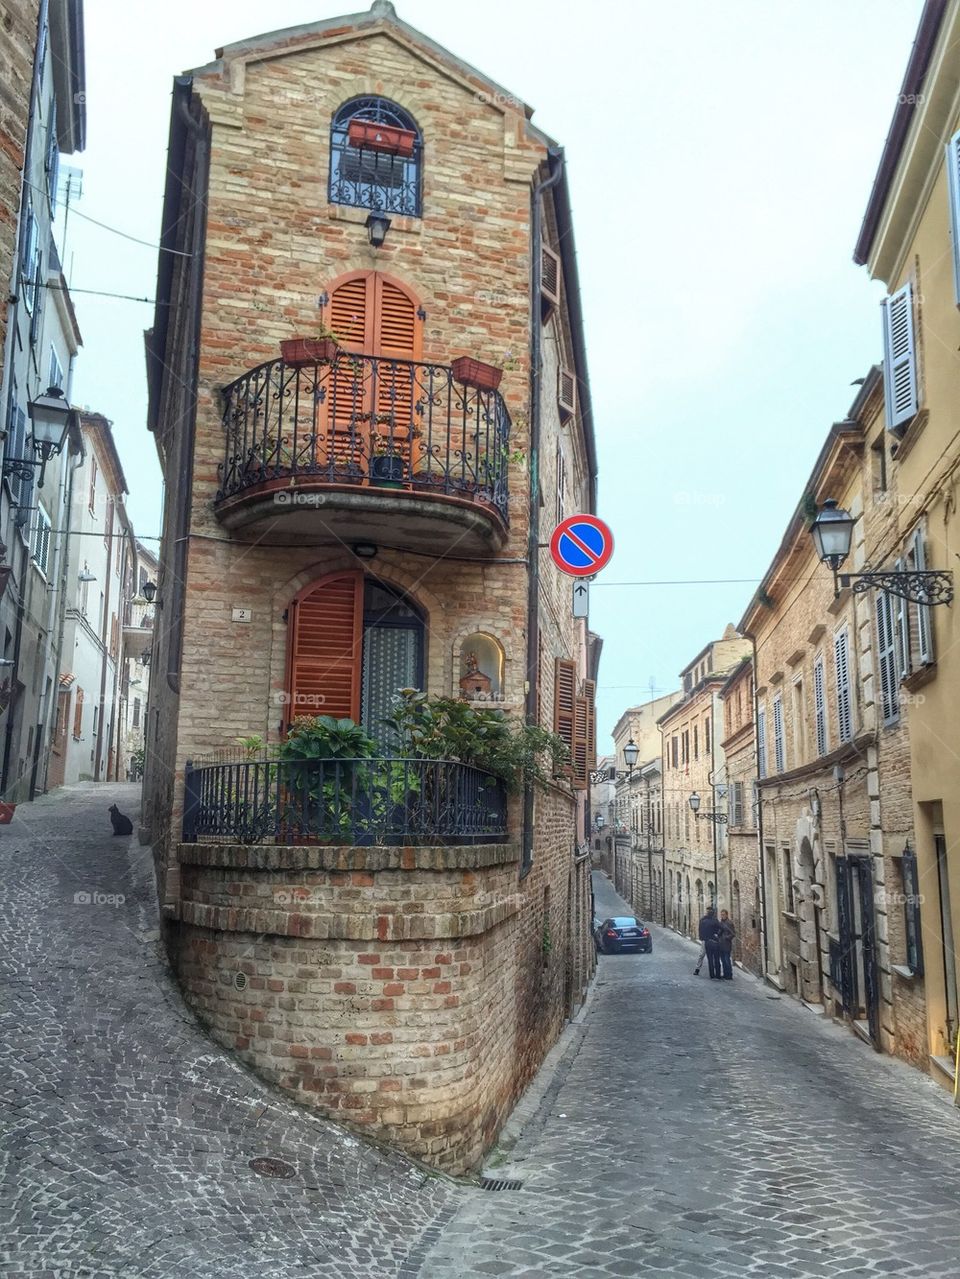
[[420, 873, 960, 1278], [0, 785, 453, 1278], [6, 792, 960, 1277]]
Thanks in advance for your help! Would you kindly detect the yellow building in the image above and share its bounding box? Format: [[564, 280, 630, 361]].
[[853, 0, 960, 1084]]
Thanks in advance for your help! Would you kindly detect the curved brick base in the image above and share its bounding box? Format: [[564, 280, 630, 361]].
[[174, 839, 536, 1172]]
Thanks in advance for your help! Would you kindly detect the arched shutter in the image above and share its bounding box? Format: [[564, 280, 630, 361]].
[[330, 274, 373, 351], [287, 571, 363, 723], [373, 277, 419, 454]]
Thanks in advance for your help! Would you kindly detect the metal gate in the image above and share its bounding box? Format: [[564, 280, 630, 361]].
[[852, 856, 881, 1048], [834, 857, 856, 1016], [834, 854, 880, 1048]]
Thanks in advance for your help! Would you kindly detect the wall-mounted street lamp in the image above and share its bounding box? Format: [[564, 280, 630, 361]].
[[78, 568, 96, 583], [689, 791, 727, 825], [142, 580, 158, 604], [365, 211, 391, 248], [810, 498, 953, 605], [594, 814, 605, 831], [3, 385, 72, 490]]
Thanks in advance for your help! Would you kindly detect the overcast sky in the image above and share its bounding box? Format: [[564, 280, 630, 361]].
[[66, 0, 922, 748]]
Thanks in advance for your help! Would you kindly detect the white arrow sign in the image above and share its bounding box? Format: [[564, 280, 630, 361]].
[[572, 580, 589, 619]]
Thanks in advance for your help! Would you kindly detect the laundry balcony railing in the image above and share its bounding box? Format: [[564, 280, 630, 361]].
[[182, 755, 508, 846], [216, 353, 511, 526]]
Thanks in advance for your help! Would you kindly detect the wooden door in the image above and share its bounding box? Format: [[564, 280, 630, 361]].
[[323, 272, 421, 476], [286, 570, 363, 725]]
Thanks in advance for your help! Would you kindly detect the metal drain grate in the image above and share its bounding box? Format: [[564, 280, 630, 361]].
[[479, 1177, 523, 1192], [249, 1156, 296, 1179]]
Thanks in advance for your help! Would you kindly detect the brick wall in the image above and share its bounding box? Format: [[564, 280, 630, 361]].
[[0, 0, 38, 370]]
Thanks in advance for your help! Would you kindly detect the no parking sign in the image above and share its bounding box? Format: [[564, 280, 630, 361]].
[[549, 514, 614, 578]]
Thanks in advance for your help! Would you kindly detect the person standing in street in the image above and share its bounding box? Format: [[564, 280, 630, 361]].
[[698, 906, 722, 979], [718, 909, 736, 980]]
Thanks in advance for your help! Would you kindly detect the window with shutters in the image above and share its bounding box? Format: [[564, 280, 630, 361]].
[[947, 128, 960, 305], [705, 716, 711, 752], [541, 245, 561, 317], [329, 97, 422, 217], [671, 736, 678, 769], [32, 505, 51, 576], [72, 688, 84, 739], [813, 653, 828, 757], [556, 446, 566, 526], [875, 592, 899, 725], [757, 706, 767, 779], [892, 559, 911, 680], [88, 457, 97, 513], [286, 572, 424, 743], [693, 725, 698, 760], [834, 627, 853, 743], [323, 270, 422, 474], [911, 526, 934, 664], [554, 658, 576, 777], [45, 102, 59, 210], [48, 346, 63, 390], [730, 781, 744, 827], [772, 694, 785, 774], [21, 201, 40, 315], [881, 282, 918, 433]]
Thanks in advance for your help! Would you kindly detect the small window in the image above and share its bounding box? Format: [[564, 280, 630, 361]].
[[88, 457, 97, 512], [772, 694, 785, 774], [132, 697, 141, 728], [555, 447, 566, 527], [834, 628, 853, 743], [813, 653, 828, 756], [329, 97, 422, 217], [756, 706, 767, 779], [32, 505, 51, 576], [901, 846, 924, 976], [73, 688, 84, 738], [881, 282, 918, 433], [48, 346, 63, 389], [45, 102, 59, 210]]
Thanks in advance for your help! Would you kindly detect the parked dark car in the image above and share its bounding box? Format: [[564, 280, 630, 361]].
[[594, 916, 652, 954]]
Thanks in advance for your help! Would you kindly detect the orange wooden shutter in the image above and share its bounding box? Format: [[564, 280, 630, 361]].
[[372, 276, 419, 462], [329, 273, 373, 351], [583, 678, 597, 772], [554, 658, 576, 774], [573, 694, 589, 789], [287, 571, 363, 724]]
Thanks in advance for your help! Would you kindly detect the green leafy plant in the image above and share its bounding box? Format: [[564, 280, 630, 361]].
[[276, 717, 380, 839], [382, 691, 567, 792], [235, 734, 266, 757]]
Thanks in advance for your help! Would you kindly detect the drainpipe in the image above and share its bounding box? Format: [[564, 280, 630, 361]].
[[521, 147, 563, 878]]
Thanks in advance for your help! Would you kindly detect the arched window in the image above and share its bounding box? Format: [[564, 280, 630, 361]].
[[329, 97, 422, 217], [286, 571, 424, 743]]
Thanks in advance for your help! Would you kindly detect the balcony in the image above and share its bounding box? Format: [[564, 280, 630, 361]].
[[122, 600, 154, 656], [215, 353, 511, 555], [182, 754, 508, 846]]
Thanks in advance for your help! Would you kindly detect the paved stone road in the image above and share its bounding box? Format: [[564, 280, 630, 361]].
[[419, 872, 960, 1277], [0, 784, 453, 1278], [7, 793, 960, 1278]]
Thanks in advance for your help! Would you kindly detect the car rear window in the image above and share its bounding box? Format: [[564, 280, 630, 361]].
[[612, 917, 637, 927]]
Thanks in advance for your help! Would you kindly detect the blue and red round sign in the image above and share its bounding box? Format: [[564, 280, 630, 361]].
[[550, 514, 614, 578]]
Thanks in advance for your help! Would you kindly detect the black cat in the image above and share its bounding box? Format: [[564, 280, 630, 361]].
[[108, 804, 133, 836]]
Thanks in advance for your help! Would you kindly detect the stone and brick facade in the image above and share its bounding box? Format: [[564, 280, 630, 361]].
[[143, 1, 598, 1171], [719, 656, 763, 976], [0, 0, 40, 374]]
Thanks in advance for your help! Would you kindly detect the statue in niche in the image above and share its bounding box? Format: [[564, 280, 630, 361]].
[[459, 650, 492, 700]]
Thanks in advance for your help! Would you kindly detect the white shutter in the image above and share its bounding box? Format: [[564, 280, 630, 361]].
[[881, 283, 918, 430], [875, 593, 899, 724], [914, 527, 934, 663], [834, 628, 853, 743], [947, 130, 960, 305], [773, 695, 785, 774], [814, 654, 827, 757], [893, 558, 911, 679], [757, 706, 767, 779]]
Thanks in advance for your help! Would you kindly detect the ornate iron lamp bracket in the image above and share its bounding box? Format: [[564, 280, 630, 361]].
[[1, 458, 42, 483], [840, 569, 953, 606]]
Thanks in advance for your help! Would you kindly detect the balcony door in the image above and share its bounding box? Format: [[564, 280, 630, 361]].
[[324, 271, 422, 476], [286, 570, 424, 742]]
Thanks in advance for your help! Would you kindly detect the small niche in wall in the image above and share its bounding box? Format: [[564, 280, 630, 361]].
[[458, 633, 505, 703]]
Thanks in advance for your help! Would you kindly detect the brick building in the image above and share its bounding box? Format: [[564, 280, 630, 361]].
[[658, 628, 751, 939], [718, 656, 763, 976], [740, 372, 926, 1063], [142, 1, 599, 1171], [853, 0, 960, 1087], [0, 0, 40, 374]]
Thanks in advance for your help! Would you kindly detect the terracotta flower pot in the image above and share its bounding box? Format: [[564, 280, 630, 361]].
[[451, 356, 503, 392], [0, 802, 16, 824], [347, 119, 416, 156], [280, 337, 340, 366]]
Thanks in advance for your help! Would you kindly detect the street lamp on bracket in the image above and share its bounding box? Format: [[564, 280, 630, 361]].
[[2, 386, 73, 491], [810, 499, 953, 606], [689, 791, 727, 825]]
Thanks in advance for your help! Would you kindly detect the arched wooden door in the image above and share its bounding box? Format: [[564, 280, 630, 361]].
[[286, 572, 424, 740], [323, 271, 423, 477]]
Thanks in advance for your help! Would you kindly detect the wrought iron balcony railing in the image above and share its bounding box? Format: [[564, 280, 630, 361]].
[[182, 755, 508, 846], [216, 353, 511, 526]]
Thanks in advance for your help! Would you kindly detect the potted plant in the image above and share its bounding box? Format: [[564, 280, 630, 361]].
[[347, 119, 416, 157], [280, 322, 343, 367], [369, 432, 407, 488], [451, 356, 503, 392], [0, 802, 16, 824]]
